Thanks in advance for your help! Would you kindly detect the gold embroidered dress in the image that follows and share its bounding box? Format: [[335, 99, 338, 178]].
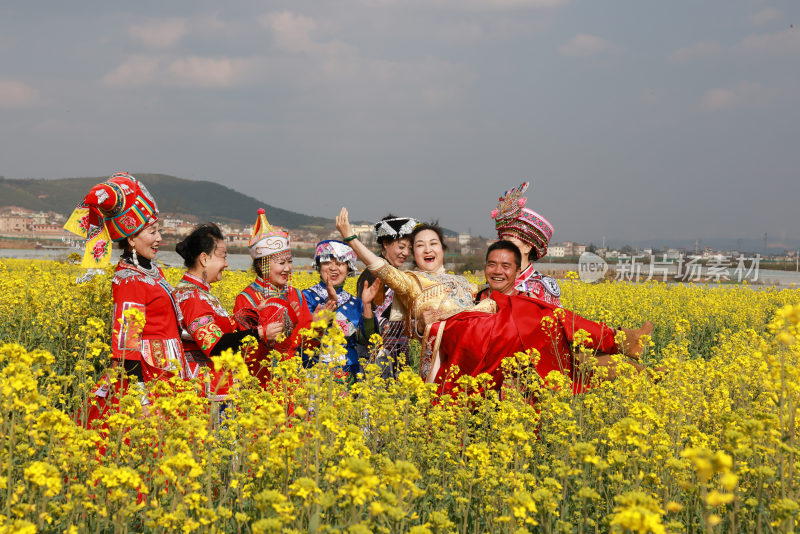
[[368, 259, 496, 381]]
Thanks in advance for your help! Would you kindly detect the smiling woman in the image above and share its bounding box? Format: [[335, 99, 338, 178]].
[[302, 240, 380, 384], [63, 172, 186, 424], [172, 223, 264, 401]]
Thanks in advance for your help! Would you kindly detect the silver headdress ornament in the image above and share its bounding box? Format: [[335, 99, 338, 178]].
[[374, 217, 419, 240]]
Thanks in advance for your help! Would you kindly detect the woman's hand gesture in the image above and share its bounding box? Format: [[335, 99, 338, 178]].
[[335, 207, 354, 239], [335, 206, 381, 269], [361, 278, 382, 305]]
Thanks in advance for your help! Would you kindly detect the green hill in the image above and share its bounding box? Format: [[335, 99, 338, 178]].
[[0, 174, 331, 229]]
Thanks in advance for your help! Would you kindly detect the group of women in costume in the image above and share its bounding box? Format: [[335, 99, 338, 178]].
[[65, 173, 655, 420]]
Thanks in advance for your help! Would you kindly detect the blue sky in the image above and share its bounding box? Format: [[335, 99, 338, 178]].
[[1, 0, 798, 244]]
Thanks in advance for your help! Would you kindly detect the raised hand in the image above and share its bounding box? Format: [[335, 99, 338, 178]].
[[361, 278, 383, 305], [325, 277, 337, 303], [335, 207, 353, 239], [334, 207, 381, 269]]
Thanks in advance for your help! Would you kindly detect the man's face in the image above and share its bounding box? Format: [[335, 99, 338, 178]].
[[485, 249, 520, 294]]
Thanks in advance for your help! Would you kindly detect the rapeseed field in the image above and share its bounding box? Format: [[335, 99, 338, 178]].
[[1, 258, 799, 533]]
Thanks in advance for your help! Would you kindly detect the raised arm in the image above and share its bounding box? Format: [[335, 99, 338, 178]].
[[335, 208, 383, 269], [336, 207, 420, 307]]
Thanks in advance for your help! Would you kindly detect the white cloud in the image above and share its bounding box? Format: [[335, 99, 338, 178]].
[[701, 82, 778, 112], [128, 18, 187, 49], [0, 80, 39, 108], [102, 55, 162, 87], [734, 28, 800, 55], [749, 7, 782, 27], [558, 34, 615, 57], [104, 11, 473, 105], [167, 56, 256, 88], [671, 28, 799, 63], [259, 11, 354, 57], [102, 55, 257, 88], [260, 11, 318, 53], [669, 41, 723, 62]]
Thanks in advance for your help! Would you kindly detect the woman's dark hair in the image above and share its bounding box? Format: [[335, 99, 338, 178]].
[[528, 247, 540, 263], [175, 223, 224, 268], [252, 258, 264, 278], [409, 221, 448, 252], [486, 240, 522, 270]]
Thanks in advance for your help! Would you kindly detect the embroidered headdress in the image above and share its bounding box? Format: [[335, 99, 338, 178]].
[[248, 209, 292, 293], [314, 240, 358, 276], [63, 172, 159, 268], [492, 182, 554, 258], [248, 208, 290, 260], [374, 217, 418, 243]]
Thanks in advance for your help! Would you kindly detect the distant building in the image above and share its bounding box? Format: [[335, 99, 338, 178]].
[[458, 233, 475, 255], [30, 223, 67, 236], [0, 215, 32, 233], [548, 241, 587, 257]]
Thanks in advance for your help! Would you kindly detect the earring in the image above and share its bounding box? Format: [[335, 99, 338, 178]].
[[132, 248, 140, 267], [202, 267, 207, 284]]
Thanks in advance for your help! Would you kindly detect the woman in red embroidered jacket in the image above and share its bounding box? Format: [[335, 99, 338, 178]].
[[64, 172, 183, 423], [234, 209, 334, 388], [173, 223, 265, 400]]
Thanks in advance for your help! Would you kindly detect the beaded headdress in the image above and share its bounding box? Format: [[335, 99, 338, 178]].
[[374, 217, 418, 242], [248, 209, 292, 294], [492, 182, 554, 258], [63, 172, 159, 268], [314, 240, 358, 276]]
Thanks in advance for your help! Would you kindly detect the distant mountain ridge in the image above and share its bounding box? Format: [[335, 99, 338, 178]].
[[0, 174, 331, 229]]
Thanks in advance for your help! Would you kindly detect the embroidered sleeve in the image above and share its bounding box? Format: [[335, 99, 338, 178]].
[[192, 319, 226, 353], [302, 288, 322, 313], [370, 260, 421, 312], [177, 287, 226, 355]]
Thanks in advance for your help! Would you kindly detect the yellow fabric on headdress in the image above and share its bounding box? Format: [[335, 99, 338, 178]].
[[80, 228, 113, 269], [63, 206, 114, 269], [63, 206, 89, 237]]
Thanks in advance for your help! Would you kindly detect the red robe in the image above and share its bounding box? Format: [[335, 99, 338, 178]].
[[173, 273, 256, 401], [432, 292, 618, 397], [234, 277, 313, 388], [87, 260, 184, 426]]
